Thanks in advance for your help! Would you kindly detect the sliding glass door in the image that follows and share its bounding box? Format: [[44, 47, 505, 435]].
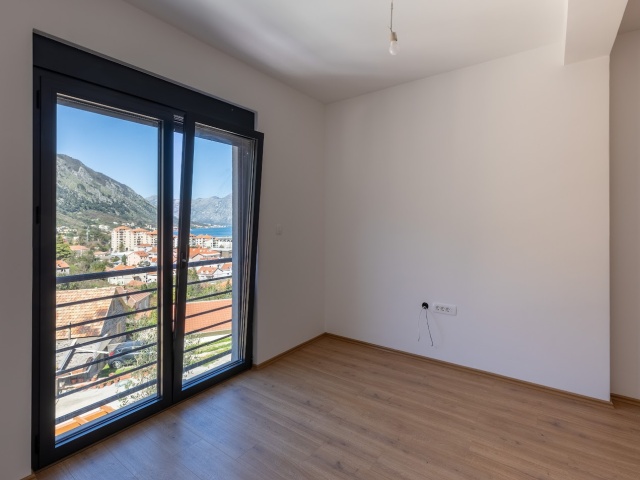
[[34, 43, 262, 468], [174, 118, 260, 397], [53, 93, 166, 436]]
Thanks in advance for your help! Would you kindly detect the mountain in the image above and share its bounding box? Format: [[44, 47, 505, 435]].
[[190, 195, 232, 225], [146, 194, 232, 226], [56, 154, 157, 228]]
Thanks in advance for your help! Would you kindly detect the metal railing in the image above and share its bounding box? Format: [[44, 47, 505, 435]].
[[54, 257, 234, 430]]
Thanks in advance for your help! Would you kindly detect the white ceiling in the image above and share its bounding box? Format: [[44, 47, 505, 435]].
[[125, 0, 566, 103]]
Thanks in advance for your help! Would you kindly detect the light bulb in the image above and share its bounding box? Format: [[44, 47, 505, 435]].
[[389, 31, 398, 55], [389, 40, 398, 55]]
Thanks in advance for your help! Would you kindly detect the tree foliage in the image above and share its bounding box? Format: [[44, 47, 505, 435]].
[[56, 235, 72, 260]]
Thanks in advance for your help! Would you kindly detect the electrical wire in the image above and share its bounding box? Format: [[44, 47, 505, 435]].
[[390, 0, 394, 32], [418, 306, 435, 347], [425, 307, 434, 347]]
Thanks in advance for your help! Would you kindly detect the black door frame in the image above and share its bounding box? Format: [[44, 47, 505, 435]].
[[32, 34, 263, 470], [172, 113, 263, 403]]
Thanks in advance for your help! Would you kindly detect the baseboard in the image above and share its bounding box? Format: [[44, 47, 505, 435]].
[[324, 333, 614, 408], [611, 393, 640, 408], [253, 333, 327, 370], [21, 474, 36, 480], [251, 331, 614, 408]]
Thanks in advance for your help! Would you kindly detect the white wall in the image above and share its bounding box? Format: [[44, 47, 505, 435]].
[[610, 30, 640, 400], [0, 0, 325, 477], [325, 44, 610, 401]]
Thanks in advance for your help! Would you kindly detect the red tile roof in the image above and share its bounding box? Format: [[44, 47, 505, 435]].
[[197, 266, 218, 275], [116, 286, 153, 306], [56, 260, 70, 269], [55, 287, 120, 340], [198, 249, 221, 257], [70, 245, 89, 251], [108, 265, 136, 271], [185, 299, 232, 335]]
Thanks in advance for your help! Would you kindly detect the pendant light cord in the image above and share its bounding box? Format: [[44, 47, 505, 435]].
[[390, 0, 394, 32]]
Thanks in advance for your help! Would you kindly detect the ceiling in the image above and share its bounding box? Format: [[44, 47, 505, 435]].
[[125, 0, 566, 103]]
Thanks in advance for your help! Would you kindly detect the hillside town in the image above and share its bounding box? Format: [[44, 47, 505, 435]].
[[56, 224, 233, 283], [54, 223, 233, 433], [106, 225, 233, 284]]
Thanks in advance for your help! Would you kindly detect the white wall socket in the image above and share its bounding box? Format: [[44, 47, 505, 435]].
[[432, 303, 457, 315]]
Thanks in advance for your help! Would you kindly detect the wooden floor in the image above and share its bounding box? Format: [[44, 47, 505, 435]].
[[36, 336, 640, 480]]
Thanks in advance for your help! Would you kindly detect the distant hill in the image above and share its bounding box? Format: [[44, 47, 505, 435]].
[[56, 154, 157, 228], [146, 194, 232, 226]]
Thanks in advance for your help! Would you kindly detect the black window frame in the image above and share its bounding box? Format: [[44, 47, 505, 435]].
[[32, 33, 263, 470]]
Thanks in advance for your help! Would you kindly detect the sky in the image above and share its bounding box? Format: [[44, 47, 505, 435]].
[[57, 103, 233, 199]]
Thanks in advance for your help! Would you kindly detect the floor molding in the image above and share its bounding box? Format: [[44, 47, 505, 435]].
[[612, 393, 640, 408], [253, 333, 327, 370], [324, 333, 614, 408]]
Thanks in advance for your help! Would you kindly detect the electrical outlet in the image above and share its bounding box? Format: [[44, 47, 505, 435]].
[[432, 303, 457, 315]]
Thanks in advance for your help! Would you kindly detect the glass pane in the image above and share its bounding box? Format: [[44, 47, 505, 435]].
[[181, 123, 240, 385], [172, 123, 184, 341], [54, 95, 161, 439]]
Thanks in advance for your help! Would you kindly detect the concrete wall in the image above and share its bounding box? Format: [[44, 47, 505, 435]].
[[325, 44, 610, 402], [0, 0, 325, 477]]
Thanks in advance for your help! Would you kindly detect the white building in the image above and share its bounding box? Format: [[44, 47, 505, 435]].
[[213, 237, 232, 249], [126, 250, 150, 267], [110, 226, 131, 252], [111, 226, 157, 251], [106, 265, 148, 286], [194, 234, 214, 248]]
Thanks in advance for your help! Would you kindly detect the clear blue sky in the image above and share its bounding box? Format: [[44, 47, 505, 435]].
[[57, 104, 233, 199]]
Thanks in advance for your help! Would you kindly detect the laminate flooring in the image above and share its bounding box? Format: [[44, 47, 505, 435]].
[[35, 336, 640, 479]]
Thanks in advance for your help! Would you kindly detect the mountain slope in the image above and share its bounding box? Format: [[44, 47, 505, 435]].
[[57, 154, 157, 228], [146, 194, 232, 226]]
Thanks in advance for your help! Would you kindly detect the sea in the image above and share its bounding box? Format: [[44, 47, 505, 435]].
[[189, 226, 232, 237]]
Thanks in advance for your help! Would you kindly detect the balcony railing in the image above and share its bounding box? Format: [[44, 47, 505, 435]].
[[54, 257, 233, 437]]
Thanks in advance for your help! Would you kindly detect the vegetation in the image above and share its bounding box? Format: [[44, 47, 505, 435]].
[[56, 248, 114, 290], [114, 279, 233, 408], [56, 235, 72, 260], [186, 268, 232, 301]]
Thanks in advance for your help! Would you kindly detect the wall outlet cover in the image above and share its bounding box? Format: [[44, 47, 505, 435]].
[[432, 303, 457, 315]]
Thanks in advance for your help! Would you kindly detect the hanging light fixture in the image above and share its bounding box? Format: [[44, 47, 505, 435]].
[[389, 0, 398, 55]]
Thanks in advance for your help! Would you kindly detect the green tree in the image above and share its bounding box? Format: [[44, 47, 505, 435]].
[[89, 260, 108, 273], [56, 235, 72, 260], [186, 268, 200, 299], [121, 254, 127, 265], [117, 310, 161, 407]]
